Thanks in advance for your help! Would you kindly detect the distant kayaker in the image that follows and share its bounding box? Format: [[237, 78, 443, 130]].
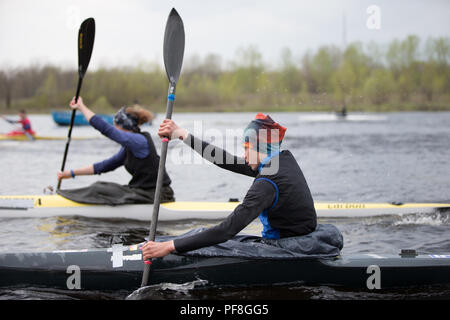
[[56, 96, 174, 204], [337, 106, 347, 118], [1, 110, 35, 137], [142, 113, 317, 259]]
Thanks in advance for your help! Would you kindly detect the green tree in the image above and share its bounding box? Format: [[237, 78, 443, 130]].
[[92, 96, 113, 112], [387, 35, 420, 72], [36, 71, 59, 107], [363, 69, 395, 106], [230, 46, 265, 95], [276, 48, 304, 94], [333, 61, 357, 106], [307, 46, 341, 93], [0, 70, 13, 109]]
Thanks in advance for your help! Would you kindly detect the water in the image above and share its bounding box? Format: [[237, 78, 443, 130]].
[[0, 111, 449, 299]]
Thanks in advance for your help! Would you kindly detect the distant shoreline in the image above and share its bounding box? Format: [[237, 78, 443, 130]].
[[2, 34, 449, 116], [2, 104, 448, 115]]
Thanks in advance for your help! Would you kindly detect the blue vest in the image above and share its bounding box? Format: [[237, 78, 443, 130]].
[[257, 152, 281, 239]]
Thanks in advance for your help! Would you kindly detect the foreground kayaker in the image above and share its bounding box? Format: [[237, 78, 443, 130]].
[[1, 110, 35, 137], [142, 113, 318, 259], [56, 96, 174, 204]]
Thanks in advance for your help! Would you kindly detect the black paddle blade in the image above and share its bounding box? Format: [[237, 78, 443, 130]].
[[78, 18, 95, 78], [163, 8, 185, 84]]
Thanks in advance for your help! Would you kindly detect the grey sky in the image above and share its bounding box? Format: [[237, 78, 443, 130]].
[[1, 0, 449, 70]]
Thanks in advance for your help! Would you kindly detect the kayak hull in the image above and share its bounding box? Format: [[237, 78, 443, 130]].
[[1, 245, 449, 290], [51, 110, 114, 126], [0, 195, 449, 220], [0, 134, 97, 141]]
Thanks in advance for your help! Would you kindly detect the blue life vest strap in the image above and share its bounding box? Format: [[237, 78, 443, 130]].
[[257, 151, 281, 173], [255, 177, 280, 239], [255, 177, 279, 209]]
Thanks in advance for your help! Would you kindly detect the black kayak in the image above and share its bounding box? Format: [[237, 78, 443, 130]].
[[1, 235, 450, 290], [1, 247, 450, 290]]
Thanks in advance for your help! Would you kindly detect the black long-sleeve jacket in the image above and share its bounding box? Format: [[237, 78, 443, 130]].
[[173, 134, 317, 253]]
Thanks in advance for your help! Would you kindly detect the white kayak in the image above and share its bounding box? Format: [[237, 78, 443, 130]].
[[298, 113, 387, 123], [0, 194, 448, 220]]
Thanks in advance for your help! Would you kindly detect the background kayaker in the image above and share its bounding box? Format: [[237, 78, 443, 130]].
[[142, 113, 317, 259], [56, 96, 174, 204], [1, 110, 35, 137]]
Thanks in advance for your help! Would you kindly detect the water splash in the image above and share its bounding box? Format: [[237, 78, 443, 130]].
[[126, 279, 208, 300], [393, 212, 449, 226]]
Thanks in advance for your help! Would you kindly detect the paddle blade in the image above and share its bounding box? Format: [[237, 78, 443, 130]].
[[78, 17, 95, 78], [163, 8, 185, 84]]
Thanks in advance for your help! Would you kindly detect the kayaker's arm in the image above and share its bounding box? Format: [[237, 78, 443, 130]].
[[142, 179, 276, 260], [71, 96, 149, 157], [158, 119, 257, 177], [1, 116, 18, 124], [183, 133, 257, 177], [172, 179, 276, 253], [70, 96, 95, 122], [89, 116, 149, 158], [57, 165, 94, 180], [59, 148, 126, 179], [93, 148, 126, 174]]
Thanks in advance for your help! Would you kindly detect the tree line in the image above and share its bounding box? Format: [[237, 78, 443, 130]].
[[0, 35, 449, 113]]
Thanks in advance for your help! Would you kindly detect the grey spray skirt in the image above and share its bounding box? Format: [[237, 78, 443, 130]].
[[57, 181, 175, 205]]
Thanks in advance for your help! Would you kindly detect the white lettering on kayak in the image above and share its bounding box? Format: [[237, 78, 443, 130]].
[[123, 254, 142, 261], [366, 265, 381, 290]]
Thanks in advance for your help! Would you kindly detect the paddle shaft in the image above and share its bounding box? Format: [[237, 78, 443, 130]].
[[141, 83, 176, 287], [57, 77, 83, 190]]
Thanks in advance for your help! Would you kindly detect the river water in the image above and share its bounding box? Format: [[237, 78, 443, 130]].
[[0, 111, 449, 300]]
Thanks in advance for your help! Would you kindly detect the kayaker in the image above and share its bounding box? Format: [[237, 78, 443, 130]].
[[142, 113, 317, 259], [56, 96, 174, 204], [1, 110, 35, 137]]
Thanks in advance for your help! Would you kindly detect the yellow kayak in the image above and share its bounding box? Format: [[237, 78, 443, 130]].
[[0, 194, 448, 220], [0, 134, 97, 141]]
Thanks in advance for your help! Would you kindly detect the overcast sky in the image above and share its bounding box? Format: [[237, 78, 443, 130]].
[[1, 0, 449, 70]]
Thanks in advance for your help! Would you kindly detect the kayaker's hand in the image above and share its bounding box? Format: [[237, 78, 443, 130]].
[[57, 170, 72, 181], [141, 240, 175, 259], [158, 119, 188, 141], [69, 96, 86, 110]]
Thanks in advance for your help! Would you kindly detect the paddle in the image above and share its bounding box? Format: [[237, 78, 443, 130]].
[[140, 8, 185, 287], [57, 18, 95, 190]]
